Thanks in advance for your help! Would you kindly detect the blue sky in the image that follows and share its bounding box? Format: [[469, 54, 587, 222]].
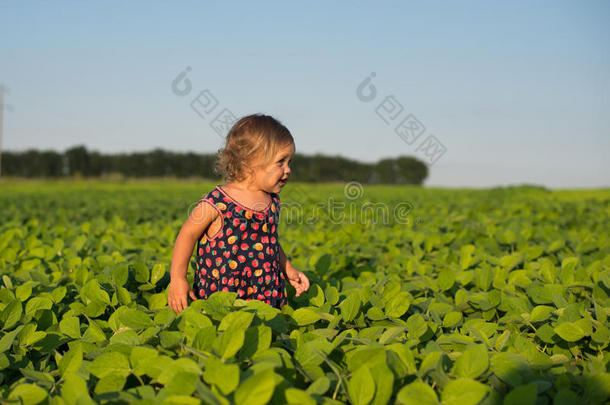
[[1, 0, 608, 188]]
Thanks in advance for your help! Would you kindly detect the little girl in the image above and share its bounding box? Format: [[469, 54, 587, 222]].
[[168, 114, 310, 313]]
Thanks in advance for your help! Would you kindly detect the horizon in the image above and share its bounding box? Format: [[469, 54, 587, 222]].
[[1, 144, 606, 191]]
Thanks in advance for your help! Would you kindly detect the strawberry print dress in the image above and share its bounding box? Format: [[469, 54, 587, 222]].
[[193, 185, 287, 308]]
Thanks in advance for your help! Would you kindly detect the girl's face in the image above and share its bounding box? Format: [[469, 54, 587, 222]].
[[254, 143, 294, 193]]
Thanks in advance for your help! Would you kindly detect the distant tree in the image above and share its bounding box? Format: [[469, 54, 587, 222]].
[[65, 145, 90, 176], [2, 146, 430, 185], [370, 156, 427, 184], [394, 156, 428, 184]]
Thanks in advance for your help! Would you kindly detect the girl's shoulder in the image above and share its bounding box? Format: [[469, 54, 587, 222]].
[[203, 185, 222, 197], [198, 185, 223, 205], [269, 191, 280, 208]]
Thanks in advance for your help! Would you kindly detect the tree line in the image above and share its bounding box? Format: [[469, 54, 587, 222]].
[[1, 145, 429, 184]]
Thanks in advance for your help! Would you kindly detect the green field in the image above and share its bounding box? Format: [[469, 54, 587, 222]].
[[0, 180, 609, 404]]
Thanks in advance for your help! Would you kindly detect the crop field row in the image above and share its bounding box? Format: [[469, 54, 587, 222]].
[[0, 181, 608, 404]]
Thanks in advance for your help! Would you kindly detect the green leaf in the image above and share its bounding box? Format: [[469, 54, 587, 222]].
[[584, 372, 610, 403], [133, 262, 150, 283], [561, 257, 579, 272], [239, 324, 271, 359], [591, 325, 610, 344], [0, 300, 22, 329], [369, 359, 394, 405], [339, 291, 361, 322], [157, 358, 201, 386], [84, 319, 106, 343], [130, 346, 159, 375], [59, 316, 81, 339], [16, 283, 33, 301], [443, 311, 463, 328], [387, 344, 417, 377], [234, 368, 276, 405], [183, 312, 213, 342], [163, 395, 202, 405], [8, 384, 48, 404], [218, 310, 254, 331], [347, 365, 375, 405], [418, 351, 442, 377], [326, 286, 339, 305], [160, 330, 183, 349], [147, 292, 166, 310], [201, 291, 236, 321], [554, 322, 585, 342], [529, 305, 553, 323], [367, 306, 385, 321], [407, 313, 428, 339], [117, 286, 132, 305], [573, 317, 592, 336], [112, 264, 129, 286], [119, 308, 153, 329], [59, 345, 83, 377], [80, 279, 110, 305], [2, 275, 12, 290], [110, 328, 140, 345], [150, 263, 166, 284], [51, 286, 67, 304], [292, 308, 322, 326], [61, 373, 91, 405], [0, 326, 23, 352], [490, 353, 529, 387], [503, 383, 537, 405], [218, 323, 245, 359], [385, 291, 410, 318], [165, 371, 198, 397], [460, 244, 476, 270], [88, 351, 131, 379], [25, 297, 53, 316], [396, 380, 438, 405], [94, 374, 126, 394], [453, 344, 488, 379], [203, 356, 240, 395], [306, 376, 331, 395], [476, 266, 493, 291], [553, 388, 580, 405], [499, 254, 519, 271], [193, 326, 216, 352], [441, 378, 488, 405], [295, 339, 334, 368], [285, 388, 316, 405], [315, 253, 331, 273], [309, 285, 325, 307], [438, 268, 456, 292]]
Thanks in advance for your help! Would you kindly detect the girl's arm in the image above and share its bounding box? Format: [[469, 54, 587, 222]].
[[278, 243, 310, 296], [278, 244, 296, 277], [168, 200, 218, 313]]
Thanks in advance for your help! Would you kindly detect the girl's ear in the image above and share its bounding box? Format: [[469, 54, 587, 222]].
[[244, 163, 256, 177], [244, 156, 265, 178]]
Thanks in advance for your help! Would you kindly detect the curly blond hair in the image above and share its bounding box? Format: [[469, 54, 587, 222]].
[[214, 114, 294, 182]]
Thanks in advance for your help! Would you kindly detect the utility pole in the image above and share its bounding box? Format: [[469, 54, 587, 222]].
[[0, 85, 4, 177], [0, 85, 11, 178]]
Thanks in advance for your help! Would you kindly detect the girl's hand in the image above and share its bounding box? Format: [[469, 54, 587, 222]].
[[286, 268, 310, 297], [168, 277, 196, 314]]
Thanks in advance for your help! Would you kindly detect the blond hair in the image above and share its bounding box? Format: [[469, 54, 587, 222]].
[[214, 114, 294, 182]]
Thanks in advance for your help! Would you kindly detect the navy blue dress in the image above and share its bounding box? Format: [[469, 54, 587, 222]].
[[193, 185, 287, 309]]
